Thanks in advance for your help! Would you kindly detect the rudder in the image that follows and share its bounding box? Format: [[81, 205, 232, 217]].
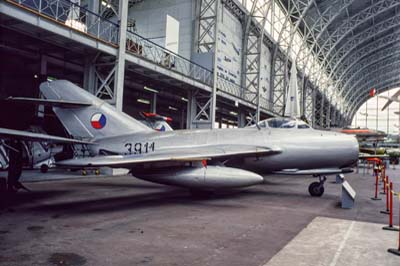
[[40, 80, 151, 140]]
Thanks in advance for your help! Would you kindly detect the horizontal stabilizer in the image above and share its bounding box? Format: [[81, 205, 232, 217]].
[[0, 127, 93, 144], [273, 168, 353, 175], [4, 97, 91, 108], [57, 144, 282, 168]]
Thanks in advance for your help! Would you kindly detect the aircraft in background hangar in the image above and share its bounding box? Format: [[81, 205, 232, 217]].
[[0, 80, 359, 197], [380, 89, 400, 111]]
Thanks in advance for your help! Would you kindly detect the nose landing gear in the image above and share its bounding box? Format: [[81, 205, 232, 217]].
[[308, 175, 327, 197]]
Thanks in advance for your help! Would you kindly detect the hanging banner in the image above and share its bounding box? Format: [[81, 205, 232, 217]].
[[165, 15, 180, 54]]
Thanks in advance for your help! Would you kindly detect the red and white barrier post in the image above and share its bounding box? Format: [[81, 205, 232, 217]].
[[383, 182, 399, 231], [371, 172, 381, 201], [381, 177, 390, 214], [388, 192, 400, 256]]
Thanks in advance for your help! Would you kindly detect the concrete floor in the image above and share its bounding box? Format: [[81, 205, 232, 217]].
[[0, 168, 399, 266], [264, 217, 400, 266]]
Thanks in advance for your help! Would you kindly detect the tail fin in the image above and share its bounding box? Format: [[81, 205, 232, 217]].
[[40, 80, 152, 140]]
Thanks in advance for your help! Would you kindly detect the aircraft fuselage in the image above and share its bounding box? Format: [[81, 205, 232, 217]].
[[90, 127, 359, 174]]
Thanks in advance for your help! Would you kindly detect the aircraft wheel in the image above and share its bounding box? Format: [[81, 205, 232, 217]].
[[308, 182, 324, 197], [82, 170, 87, 176], [40, 164, 49, 173], [94, 169, 100, 176]]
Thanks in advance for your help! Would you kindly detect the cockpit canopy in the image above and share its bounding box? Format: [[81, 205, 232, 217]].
[[254, 118, 311, 129]]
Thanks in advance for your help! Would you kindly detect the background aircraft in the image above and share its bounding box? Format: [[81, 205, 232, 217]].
[[0, 112, 173, 174], [0, 80, 359, 197], [139, 112, 174, 132], [380, 89, 400, 110]]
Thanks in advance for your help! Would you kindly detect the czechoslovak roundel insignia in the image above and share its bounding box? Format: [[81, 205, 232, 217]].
[[91, 113, 107, 129]]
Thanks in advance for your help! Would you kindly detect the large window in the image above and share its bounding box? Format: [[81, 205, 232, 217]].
[[352, 88, 400, 134]]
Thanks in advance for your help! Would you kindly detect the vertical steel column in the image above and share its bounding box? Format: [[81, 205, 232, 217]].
[[311, 87, 316, 127], [151, 93, 157, 113], [187, 89, 215, 129], [83, 56, 96, 94], [331, 107, 337, 127], [326, 98, 332, 128], [304, 80, 314, 125], [114, 0, 128, 111], [271, 50, 286, 115], [242, 0, 271, 122], [210, 0, 220, 129], [314, 92, 323, 127], [40, 55, 47, 79], [88, 0, 99, 14], [237, 110, 246, 128], [191, 0, 220, 129]]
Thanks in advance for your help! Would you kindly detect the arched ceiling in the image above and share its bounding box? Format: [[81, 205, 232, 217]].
[[276, 0, 400, 123]]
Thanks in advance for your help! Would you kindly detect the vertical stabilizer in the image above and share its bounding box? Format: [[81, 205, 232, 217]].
[[40, 80, 152, 140]]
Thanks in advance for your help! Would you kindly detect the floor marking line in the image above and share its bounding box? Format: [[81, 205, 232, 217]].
[[329, 221, 355, 266]]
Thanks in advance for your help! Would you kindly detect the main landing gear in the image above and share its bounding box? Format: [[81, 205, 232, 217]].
[[308, 175, 327, 197], [4, 141, 30, 194]]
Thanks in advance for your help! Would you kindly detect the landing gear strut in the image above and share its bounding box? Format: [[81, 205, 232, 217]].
[[308, 175, 327, 197], [7, 141, 29, 193]]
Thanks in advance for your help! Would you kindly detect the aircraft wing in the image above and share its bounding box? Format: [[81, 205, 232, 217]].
[[0, 127, 93, 144], [273, 168, 353, 175], [57, 145, 282, 168]]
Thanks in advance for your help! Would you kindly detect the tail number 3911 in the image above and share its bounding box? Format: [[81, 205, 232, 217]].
[[125, 142, 155, 154]]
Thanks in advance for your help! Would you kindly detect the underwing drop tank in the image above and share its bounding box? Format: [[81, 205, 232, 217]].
[[132, 166, 264, 189]]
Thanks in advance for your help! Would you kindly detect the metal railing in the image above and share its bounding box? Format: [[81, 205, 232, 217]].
[[125, 30, 213, 86], [217, 77, 274, 111], [8, 0, 275, 114], [217, 77, 242, 98], [9, 0, 119, 44]]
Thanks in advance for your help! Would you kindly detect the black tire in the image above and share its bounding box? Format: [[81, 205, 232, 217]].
[[40, 164, 49, 173], [308, 182, 324, 197]]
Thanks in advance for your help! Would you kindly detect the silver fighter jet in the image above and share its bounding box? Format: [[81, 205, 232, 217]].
[[0, 80, 359, 196]]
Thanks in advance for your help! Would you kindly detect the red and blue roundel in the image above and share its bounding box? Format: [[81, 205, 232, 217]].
[[91, 113, 107, 129]]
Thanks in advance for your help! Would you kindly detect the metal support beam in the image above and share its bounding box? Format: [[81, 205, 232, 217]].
[[195, 0, 219, 53], [242, 0, 272, 122], [271, 50, 286, 115], [303, 79, 314, 126], [83, 56, 96, 94], [344, 54, 400, 102], [187, 89, 216, 129], [114, 0, 129, 111], [314, 0, 400, 90], [151, 93, 157, 113], [193, 0, 220, 128]]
